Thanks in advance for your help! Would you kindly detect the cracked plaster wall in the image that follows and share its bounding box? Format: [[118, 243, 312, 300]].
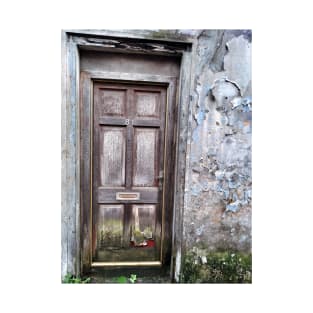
[[184, 30, 252, 257]]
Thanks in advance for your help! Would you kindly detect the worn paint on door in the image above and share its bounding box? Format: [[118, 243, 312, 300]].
[[92, 82, 167, 264]]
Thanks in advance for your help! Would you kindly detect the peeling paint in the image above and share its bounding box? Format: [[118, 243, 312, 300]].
[[184, 30, 251, 255], [231, 96, 252, 111], [211, 77, 242, 97], [224, 35, 252, 94], [215, 170, 224, 180], [226, 200, 241, 213], [196, 225, 205, 236]]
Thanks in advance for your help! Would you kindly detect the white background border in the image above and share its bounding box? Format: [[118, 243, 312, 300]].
[[1, 1, 312, 312]]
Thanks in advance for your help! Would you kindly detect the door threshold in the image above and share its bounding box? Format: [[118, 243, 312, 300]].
[[91, 261, 162, 267], [88, 265, 172, 283]]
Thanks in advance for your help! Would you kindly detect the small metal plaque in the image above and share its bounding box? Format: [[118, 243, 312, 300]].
[[116, 192, 140, 201]]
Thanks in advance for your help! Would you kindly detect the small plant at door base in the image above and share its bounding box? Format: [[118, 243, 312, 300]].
[[129, 274, 137, 283], [62, 274, 91, 284], [116, 276, 128, 283], [115, 274, 137, 283]]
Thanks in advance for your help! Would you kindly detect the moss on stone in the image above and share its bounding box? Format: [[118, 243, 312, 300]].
[[182, 251, 252, 283]]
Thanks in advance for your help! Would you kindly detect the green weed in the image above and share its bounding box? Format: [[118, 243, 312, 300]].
[[62, 274, 91, 284], [182, 252, 252, 283], [115, 274, 137, 283]]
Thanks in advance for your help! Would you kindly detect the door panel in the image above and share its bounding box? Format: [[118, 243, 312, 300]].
[[92, 82, 166, 263], [130, 205, 158, 249], [96, 204, 124, 249], [100, 127, 126, 187], [98, 88, 126, 116], [133, 128, 159, 187], [135, 91, 160, 118]]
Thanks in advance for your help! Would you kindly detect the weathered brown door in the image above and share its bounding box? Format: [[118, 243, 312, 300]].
[[92, 81, 169, 264]]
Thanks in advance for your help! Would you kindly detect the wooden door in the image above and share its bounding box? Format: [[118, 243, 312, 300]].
[[92, 81, 169, 264]]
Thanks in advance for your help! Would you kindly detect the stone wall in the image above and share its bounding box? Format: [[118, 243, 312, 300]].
[[183, 30, 252, 262]]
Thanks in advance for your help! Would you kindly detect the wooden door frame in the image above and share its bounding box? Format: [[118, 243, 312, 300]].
[[62, 30, 193, 281], [80, 71, 177, 270]]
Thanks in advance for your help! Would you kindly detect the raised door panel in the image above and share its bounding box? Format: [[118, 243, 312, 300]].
[[99, 127, 126, 187], [135, 91, 160, 119], [95, 205, 124, 247], [98, 88, 126, 116], [133, 128, 159, 187], [93, 204, 124, 262], [130, 205, 157, 247]]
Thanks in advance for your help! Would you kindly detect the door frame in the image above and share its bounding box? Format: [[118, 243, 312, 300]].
[[62, 30, 193, 281], [80, 71, 177, 269]]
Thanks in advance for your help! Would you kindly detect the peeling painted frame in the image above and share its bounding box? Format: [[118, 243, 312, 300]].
[[61, 30, 194, 281]]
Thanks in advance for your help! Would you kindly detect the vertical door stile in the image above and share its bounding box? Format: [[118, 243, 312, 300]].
[[125, 88, 134, 189], [123, 88, 134, 247]]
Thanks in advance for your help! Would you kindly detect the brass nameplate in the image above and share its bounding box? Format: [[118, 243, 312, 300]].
[[116, 192, 140, 200]]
